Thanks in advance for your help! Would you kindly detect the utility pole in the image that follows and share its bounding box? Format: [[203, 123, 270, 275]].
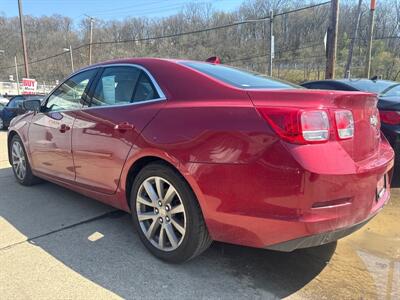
[[344, 0, 362, 78], [269, 10, 274, 76], [15, 56, 20, 94], [69, 45, 74, 72], [325, 0, 340, 79], [87, 16, 95, 65], [18, 0, 29, 78], [365, 0, 376, 78]]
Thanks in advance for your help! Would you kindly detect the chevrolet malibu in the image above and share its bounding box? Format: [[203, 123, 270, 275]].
[[8, 58, 394, 263]]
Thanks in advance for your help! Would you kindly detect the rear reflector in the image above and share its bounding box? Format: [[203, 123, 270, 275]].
[[312, 197, 352, 209], [379, 110, 400, 125], [334, 110, 354, 139], [257, 108, 329, 144]]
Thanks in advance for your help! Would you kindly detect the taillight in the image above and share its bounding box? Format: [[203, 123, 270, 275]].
[[379, 111, 400, 125], [257, 108, 329, 144], [334, 110, 354, 139], [301, 110, 330, 141]]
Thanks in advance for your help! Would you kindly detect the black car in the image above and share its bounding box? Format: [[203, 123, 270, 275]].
[[301, 78, 397, 94], [0, 95, 44, 129], [301, 79, 400, 167]]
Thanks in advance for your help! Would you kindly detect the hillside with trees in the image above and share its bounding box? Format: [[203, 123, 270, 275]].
[[0, 0, 399, 84]]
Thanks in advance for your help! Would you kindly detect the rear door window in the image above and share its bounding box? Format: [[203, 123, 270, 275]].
[[91, 66, 160, 107], [94, 67, 139, 106]]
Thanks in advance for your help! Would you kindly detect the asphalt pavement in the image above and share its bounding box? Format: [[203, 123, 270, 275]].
[[0, 130, 399, 299]]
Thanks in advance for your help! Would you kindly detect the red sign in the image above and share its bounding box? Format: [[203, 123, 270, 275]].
[[22, 78, 37, 95]]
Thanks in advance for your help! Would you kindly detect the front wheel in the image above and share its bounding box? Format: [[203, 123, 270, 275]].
[[10, 135, 40, 185], [130, 162, 212, 263]]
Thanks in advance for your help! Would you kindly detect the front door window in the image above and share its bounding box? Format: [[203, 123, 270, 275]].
[[45, 69, 97, 112]]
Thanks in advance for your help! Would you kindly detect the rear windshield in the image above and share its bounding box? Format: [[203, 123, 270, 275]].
[[341, 80, 395, 94], [182, 62, 298, 90]]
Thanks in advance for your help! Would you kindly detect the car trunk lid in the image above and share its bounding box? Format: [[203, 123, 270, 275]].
[[247, 89, 380, 162]]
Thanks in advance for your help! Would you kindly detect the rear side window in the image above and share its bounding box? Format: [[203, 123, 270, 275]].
[[182, 62, 298, 89], [134, 73, 159, 102], [92, 66, 159, 107]]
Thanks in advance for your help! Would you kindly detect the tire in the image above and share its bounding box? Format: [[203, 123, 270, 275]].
[[130, 162, 212, 263], [9, 135, 41, 186]]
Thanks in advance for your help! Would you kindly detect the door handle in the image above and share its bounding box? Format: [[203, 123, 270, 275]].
[[114, 122, 134, 131], [59, 124, 71, 133]]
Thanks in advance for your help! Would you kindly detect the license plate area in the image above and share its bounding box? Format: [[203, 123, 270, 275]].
[[376, 174, 386, 201]]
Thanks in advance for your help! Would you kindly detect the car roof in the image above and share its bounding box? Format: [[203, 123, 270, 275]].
[[78, 57, 225, 74], [337, 78, 397, 84], [303, 78, 397, 84], [72, 58, 249, 101], [85, 57, 186, 68]]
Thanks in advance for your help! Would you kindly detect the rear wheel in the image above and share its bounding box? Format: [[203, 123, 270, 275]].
[[10, 135, 40, 185], [130, 162, 212, 263]]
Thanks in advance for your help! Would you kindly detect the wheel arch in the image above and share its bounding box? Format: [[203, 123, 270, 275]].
[[124, 156, 163, 207], [122, 154, 209, 220]]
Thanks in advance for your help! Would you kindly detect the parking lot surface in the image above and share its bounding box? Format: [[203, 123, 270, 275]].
[[0, 130, 399, 299]]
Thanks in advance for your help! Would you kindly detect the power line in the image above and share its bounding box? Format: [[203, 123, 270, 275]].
[[85, 0, 238, 18], [89, 4, 187, 18], [274, 1, 331, 17], [226, 42, 324, 64], [88, 0, 175, 15], [275, 54, 326, 62]]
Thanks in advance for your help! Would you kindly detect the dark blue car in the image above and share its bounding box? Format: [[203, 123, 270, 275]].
[[301, 78, 400, 169], [0, 95, 44, 129]]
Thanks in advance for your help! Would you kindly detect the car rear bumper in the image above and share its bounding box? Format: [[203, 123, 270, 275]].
[[264, 202, 381, 251], [190, 139, 394, 250]]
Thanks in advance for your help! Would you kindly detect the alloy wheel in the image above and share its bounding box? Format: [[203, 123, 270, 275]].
[[11, 141, 27, 180], [136, 176, 186, 252]]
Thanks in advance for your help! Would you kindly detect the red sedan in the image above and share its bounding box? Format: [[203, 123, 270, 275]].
[[7, 58, 394, 263]]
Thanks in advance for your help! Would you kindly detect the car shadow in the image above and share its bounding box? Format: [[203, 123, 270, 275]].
[[0, 167, 335, 298]]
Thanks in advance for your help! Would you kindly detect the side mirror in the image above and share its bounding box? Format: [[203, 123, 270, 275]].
[[22, 99, 41, 113]]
